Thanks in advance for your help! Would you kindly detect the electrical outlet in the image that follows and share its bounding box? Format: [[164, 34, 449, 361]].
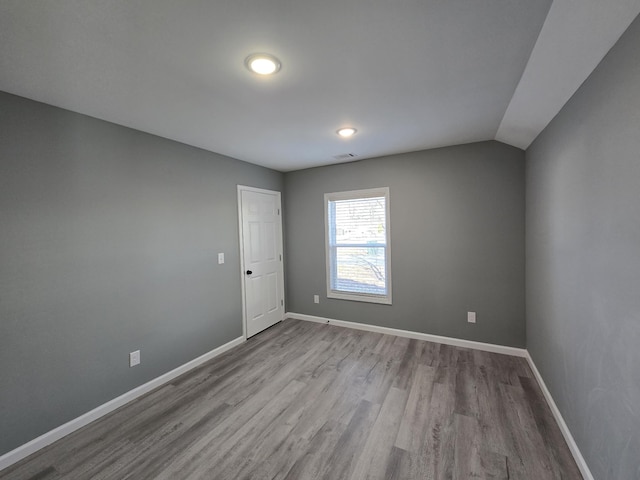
[[217, 252, 225, 264], [467, 312, 476, 324], [129, 350, 141, 367], [314, 295, 320, 304]]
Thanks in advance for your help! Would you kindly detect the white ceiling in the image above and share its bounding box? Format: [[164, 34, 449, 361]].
[[1, 0, 639, 171]]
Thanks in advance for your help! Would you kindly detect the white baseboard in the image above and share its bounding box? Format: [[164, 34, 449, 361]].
[[286, 312, 527, 357], [0, 336, 245, 473], [525, 353, 594, 480]]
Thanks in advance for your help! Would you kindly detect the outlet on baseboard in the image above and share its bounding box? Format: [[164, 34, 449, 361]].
[[129, 350, 141, 367], [313, 295, 320, 304], [467, 312, 476, 324]]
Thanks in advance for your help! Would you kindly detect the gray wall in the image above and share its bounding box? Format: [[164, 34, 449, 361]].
[[526, 14, 640, 480], [0, 92, 283, 456], [284, 141, 525, 347]]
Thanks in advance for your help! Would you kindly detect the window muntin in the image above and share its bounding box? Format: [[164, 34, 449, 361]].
[[325, 188, 391, 304]]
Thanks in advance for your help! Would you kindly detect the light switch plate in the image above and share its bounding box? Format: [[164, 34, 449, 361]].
[[218, 253, 225, 264], [467, 312, 476, 323]]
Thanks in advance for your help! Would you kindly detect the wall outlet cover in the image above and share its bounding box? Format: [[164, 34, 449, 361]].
[[467, 312, 477, 323], [129, 350, 141, 367], [314, 295, 320, 304]]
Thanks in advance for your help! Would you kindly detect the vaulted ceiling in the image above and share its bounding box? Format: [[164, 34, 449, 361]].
[[1, 0, 639, 171]]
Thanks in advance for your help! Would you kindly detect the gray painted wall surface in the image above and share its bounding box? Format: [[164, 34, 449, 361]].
[[526, 14, 640, 480], [284, 141, 525, 347], [0, 92, 283, 456]]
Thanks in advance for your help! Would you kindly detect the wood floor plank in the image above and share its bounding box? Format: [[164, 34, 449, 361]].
[[319, 400, 381, 480], [454, 349, 480, 418], [476, 357, 512, 458], [392, 338, 423, 391], [330, 352, 384, 425], [383, 446, 417, 480], [163, 379, 307, 480], [193, 380, 312, 479], [0, 319, 583, 480], [395, 363, 437, 453], [349, 387, 409, 480], [453, 413, 484, 479], [481, 451, 510, 480], [519, 376, 584, 479], [280, 420, 348, 480], [118, 403, 233, 480], [500, 382, 558, 479], [430, 382, 457, 480], [216, 364, 352, 478]]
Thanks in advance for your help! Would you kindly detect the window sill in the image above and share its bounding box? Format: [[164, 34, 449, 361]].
[[327, 291, 392, 305]]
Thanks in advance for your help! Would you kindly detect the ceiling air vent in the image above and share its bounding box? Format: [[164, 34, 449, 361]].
[[333, 153, 359, 160]]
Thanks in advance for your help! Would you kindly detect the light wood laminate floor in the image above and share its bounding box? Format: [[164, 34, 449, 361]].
[[1, 319, 582, 480]]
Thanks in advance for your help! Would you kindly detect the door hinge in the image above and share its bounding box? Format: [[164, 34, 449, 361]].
[[277, 208, 280, 215], [279, 254, 282, 261], [281, 299, 284, 306]]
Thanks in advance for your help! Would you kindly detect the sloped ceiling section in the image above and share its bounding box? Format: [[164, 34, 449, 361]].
[[1, 0, 639, 171], [497, 0, 640, 149]]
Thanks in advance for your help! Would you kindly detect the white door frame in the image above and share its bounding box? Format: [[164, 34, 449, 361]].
[[237, 185, 285, 339]]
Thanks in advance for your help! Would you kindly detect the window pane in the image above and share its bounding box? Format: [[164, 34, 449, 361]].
[[332, 197, 386, 246], [331, 246, 387, 295]]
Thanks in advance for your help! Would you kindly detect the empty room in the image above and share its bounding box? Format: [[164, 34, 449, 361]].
[[1, 1, 639, 479]]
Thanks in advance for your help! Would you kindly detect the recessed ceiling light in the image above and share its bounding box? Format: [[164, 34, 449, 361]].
[[245, 53, 281, 75], [337, 127, 357, 138]]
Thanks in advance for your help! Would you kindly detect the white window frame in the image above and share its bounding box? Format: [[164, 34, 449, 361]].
[[325, 187, 392, 305]]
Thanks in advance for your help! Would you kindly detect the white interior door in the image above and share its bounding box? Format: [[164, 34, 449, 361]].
[[238, 186, 285, 338]]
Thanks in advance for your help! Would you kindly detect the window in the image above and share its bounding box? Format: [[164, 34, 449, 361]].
[[325, 187, 391, 304]]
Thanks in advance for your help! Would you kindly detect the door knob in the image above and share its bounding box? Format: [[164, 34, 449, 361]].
[[246, 270, 253, 275]]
